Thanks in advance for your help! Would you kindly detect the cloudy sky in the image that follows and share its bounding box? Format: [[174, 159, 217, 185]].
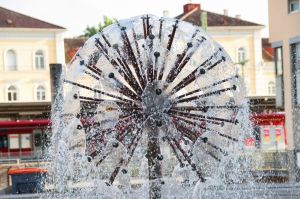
[[0, 0, 269, 37]]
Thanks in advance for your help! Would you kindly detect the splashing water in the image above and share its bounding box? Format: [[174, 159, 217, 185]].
[[44, 15, 256, 198]]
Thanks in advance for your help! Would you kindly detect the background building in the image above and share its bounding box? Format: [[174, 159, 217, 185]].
[[0, 7, 65, 162], [0, 7, 65, 120], [176, 3, 277, 113], [64, 37, 86, 63], [269, 0, 300, 181], [258, 39, 276, 97], [177, 3, 287, 182]]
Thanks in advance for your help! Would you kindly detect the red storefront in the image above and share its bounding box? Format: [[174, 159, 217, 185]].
[[251, 113, 286, 150], [0, 120, 49, 158], [0, 114, 287, 160], [249, 113, 288, 182]]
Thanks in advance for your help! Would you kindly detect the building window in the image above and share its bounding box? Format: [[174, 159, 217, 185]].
[[36, 85, 46, 101], [291, 42, 300, 106], [6, 50, 17, 71], [289, 0, 300, 13], [268, 81, 276, 95], [35, 50, 45, 69], [7, 85, 17, 101], [238, 47, 246, 64]]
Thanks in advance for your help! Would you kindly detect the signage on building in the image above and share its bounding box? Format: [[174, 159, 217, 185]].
[[9, 134, 19, 149], [260, 125, 285, 151]]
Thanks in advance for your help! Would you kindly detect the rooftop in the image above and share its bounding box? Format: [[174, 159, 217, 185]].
[[262, 38, 274, 61], [64, 38, 87, 63], [0, 6, 65, 29], [176, 3, 263, 27]]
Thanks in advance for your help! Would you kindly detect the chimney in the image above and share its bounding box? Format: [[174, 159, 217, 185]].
[[183, 3, 201, 14], [163, 10, 169, 17], [235, 14, 241, 19], [223, 9, 228, 16]]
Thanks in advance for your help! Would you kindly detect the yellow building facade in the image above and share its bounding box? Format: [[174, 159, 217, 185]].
[[209, 28, 264, 96], [0, 7, 65, 119], [177, 4, 275, 99]]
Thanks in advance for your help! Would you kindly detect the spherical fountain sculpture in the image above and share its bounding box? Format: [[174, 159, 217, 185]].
[[48, 15, 252, 198]]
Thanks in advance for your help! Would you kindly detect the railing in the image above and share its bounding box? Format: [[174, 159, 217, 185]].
[[248, 151, 289, 180], [0, 151, 43, 159], [0, 152, 45, 165], [252, 151, 288, 170]]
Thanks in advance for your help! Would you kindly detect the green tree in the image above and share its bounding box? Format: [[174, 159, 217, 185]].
[[83, 16, 118, 37]]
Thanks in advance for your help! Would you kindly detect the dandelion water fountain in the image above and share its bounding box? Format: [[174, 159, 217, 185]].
[[47, 15, 253, 198]]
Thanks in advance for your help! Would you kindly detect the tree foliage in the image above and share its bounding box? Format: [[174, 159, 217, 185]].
[[83, 16, 118, 38]]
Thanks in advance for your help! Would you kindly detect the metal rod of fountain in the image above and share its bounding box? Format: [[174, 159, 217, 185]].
[[147, 123, 162, 199], [56, 14, 247, 198]]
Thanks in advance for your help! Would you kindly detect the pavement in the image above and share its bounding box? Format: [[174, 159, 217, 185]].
[[0, 183, 300, 198], [200, 183, 300, 199]]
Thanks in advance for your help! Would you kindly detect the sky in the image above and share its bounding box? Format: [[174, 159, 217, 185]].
[[0, 0, 269, 38]]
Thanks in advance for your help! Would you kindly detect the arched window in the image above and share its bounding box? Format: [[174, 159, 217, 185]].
[[238, 47, 246, 64], [36, 85, 46, 101], [6, 50, 17, 71], [268, 81, 275, 95], [7, 86, 17, 101], [35, 50, 45, 69]]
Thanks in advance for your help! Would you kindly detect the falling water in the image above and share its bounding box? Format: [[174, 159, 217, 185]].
[[43, 15, 258, 198]]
